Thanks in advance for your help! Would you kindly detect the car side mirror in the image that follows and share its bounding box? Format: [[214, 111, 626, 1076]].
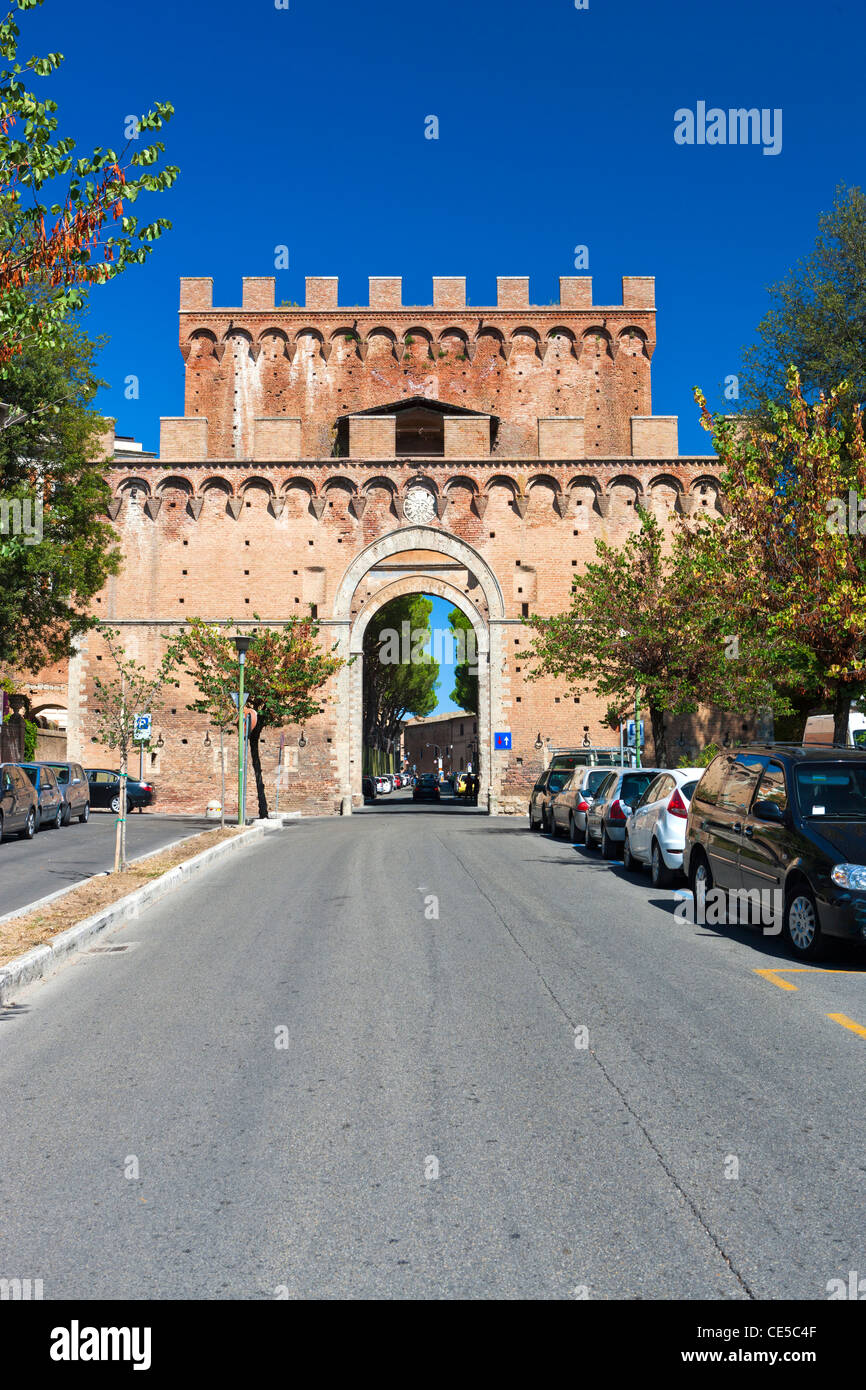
[[753, 799, 785, 823]]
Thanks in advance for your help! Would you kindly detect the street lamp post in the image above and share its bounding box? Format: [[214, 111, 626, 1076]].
[[234, 635, 252, 825]]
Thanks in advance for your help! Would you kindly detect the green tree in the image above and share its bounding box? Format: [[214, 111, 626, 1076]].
[[0, 0, 177, 376], [91, 626, 176, 872], [363, 594, 439, 766], [169, 617, 343, 820], [694, 370, 866, 744], [0, 306, 121, 669], [448, 606, 478, 713], [524, 506, 778, 767], [164, 618, 239, 829], [740, 184, 866, 415]]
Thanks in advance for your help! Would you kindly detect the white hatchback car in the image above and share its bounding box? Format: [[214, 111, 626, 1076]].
[[622, 767, 705, 886]]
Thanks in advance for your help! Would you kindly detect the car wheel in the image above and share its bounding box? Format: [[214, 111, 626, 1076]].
[[540, 808, 549, 834], [689, 851, 714, 915], [623, 833, 639, 873], [784, 884, 826, 961], [110, 795, 130, 815], [651, 839, 673, 888], [568, 814, 582, 845], [19, 809, 36, 841], [79, 803, 90, 824], [51, 806, 63, 830], [61, 803, 72, 826], [0, 811, 4, 842], [601, 825, 617, 860]]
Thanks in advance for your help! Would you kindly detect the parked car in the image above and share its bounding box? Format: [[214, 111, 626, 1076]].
[[529, 765, 582, 833], [86, 769, 156, 813], [685, 745, 866, 961], [550, 766, 618, 843], [34, 759, 90, 824], [548, 747, 623, 775], [18, 762, 65, 830], [413, 774, 441, 802], [392, 773, 403, 790], [0, 761, 38, 840], [585, 767, 663, 858], [362, 775, 377, 803], [455, 771, 470, 798], [622, 767, 704, 885]]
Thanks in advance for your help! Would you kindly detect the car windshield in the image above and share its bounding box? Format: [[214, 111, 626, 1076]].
[[620, 773, 656, 804], [47, 764, 70, 784], [548, 771, 572, 793], [550, 754, 587, 772], [794, 764, 866, 819]]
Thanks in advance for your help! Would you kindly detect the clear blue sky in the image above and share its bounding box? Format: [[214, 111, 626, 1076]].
[[21, 0, 865, 711], [428, 596, 460, 716], [26, 0, 864, 455]]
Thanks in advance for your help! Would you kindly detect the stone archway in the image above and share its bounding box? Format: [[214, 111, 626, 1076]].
[[330, 527, 506, 810]]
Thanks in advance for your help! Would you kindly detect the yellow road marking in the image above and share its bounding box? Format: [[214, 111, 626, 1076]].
[[754, 967, 865, 992], [755, 968, 806, 991], [827, 1013, 866, 1039]]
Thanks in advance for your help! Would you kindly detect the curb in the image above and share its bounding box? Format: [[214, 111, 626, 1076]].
[[0, 826, 225, 930], [0, 823, 280, 1006]]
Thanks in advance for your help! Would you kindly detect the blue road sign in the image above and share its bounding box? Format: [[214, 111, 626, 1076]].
[[133, 713, 152, 742], [494, 731, 512, 751]]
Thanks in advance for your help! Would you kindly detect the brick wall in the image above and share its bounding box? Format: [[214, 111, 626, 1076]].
[[443, 416, 489, 458], [253, 418, 302, 462], [349, 415, 396, 459], [630, 416, 679, 458], [538, 417, 585, 459], [178, 274, 656, 460]]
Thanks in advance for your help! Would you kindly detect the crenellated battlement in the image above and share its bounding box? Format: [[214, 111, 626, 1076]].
[[178, 274, 656, 313], [170, 271, 669, 465]]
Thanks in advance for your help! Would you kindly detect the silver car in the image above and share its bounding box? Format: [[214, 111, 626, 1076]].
[[622, 767, 704, 886], [550, 766, 617, 843], [585, 767, 663, 859]]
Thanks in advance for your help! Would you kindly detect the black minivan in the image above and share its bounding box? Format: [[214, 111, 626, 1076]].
[[684, 745, 866, 961]]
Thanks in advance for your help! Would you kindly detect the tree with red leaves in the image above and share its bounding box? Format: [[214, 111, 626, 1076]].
[[0, 0, 177, 393]]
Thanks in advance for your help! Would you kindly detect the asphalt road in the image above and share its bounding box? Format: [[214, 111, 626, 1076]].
[[0, 800, 864, 1299], [0, 812, 215, 920]]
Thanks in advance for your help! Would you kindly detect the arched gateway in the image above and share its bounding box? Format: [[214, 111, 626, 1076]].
[[332, 526, 505, 808], [46, 271, 724, 817]]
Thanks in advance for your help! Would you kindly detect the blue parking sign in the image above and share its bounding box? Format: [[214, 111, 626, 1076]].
[[133, 712, 152, 742], [494, 731, 512, 751]]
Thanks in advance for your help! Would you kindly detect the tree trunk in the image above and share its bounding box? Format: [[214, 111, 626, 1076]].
[[833, 682, 850, 746], [113, 673, 126, 873], [649, 703, 668, 768], [220, 727, 225, 830], [249, 722, 269, 819]]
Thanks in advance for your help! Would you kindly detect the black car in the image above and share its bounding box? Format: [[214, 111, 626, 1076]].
[[0, 762, 38, 840], [413, 774, 441, 802], [684, 745, 866, 961], [18, 762, 65, 830], [528, 766, 575, 832], [362, 775, 377, 803], [86, 769, 156, 813], [35, 760, 90, 824]]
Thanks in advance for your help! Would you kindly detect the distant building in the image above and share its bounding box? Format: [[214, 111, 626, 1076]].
[[403, 712, 478, 775]]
